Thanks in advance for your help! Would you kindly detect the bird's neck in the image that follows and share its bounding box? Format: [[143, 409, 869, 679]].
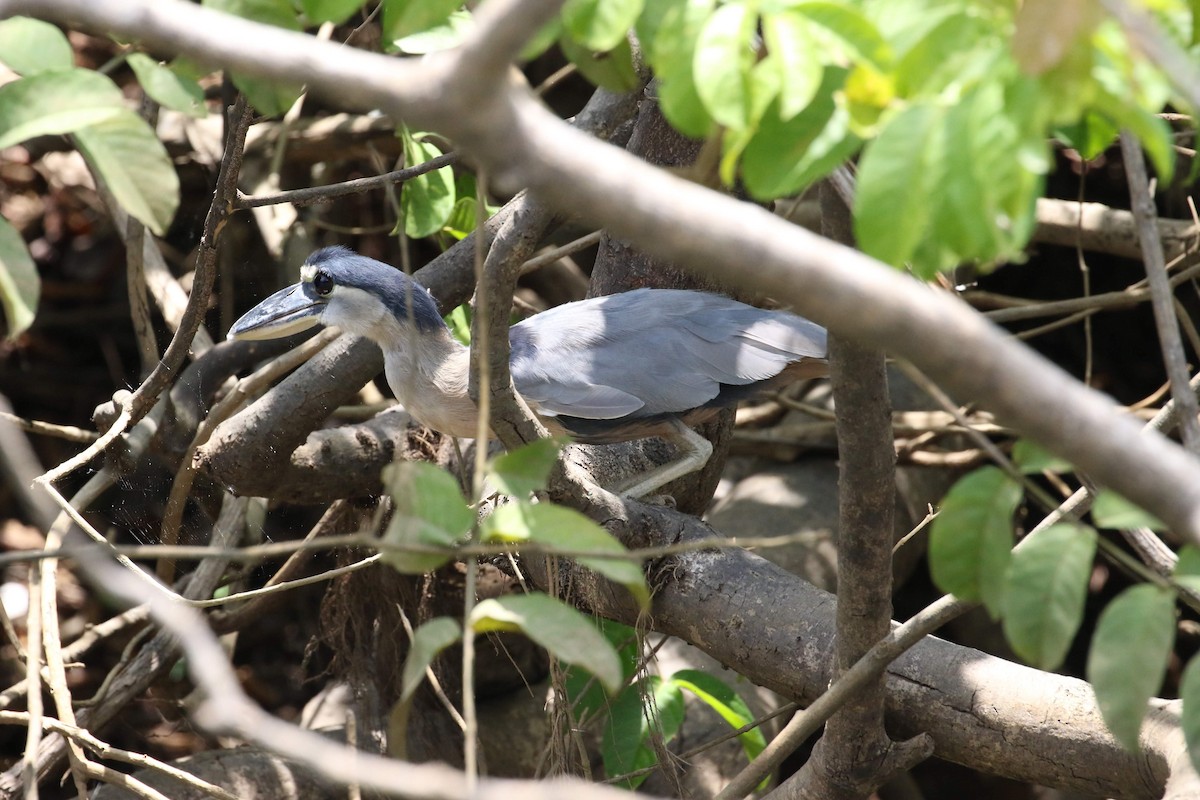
[[378, 326, 479, 438]]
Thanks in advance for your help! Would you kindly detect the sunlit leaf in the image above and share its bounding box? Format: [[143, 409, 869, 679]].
[[127, 54, 207, 118], [481, 501, 649, 606], [0, 16, 73, 75], [1012, 439, 1074, 475], [558, 31, 641, 93], [693, 2, 756, 129], [74, 111, 181, 236], [762, 11, 822, 120], [380, 461, 472, 574], [400, 131, 456, 239], [487, 438, 564, 497], [469, 594, 622, 693], [301, 0, 364, 25], [0, 69, 126, 150], [562, 0, 643, 52], [670, 669, 766, 764], [383, 0, 462, 41]]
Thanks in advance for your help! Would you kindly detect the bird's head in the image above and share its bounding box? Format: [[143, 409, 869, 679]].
[[227, 246, 444, 343]]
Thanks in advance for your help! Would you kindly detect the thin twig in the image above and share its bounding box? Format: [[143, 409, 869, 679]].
[[237, 152, 459, 207], [1120, 130, 1200, 452]]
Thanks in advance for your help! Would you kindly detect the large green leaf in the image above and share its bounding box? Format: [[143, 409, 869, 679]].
[[762, 11, 823, 120], [558, 32, 641, 93], [853, 102, 943, 268], [383, 0, 462, 41], [562, 0, 643, 52], [399, 132, 456, 239], [1012, 439, 1073, 475], [399, 617, 462, 702], [1086, 584, 1175, 751], [0, 69, 126, 150], [601, 676, 685, 788], [693, 2, 757, 129], [649, 0, 716, 138], [469, 594, 622, 693], [0, 16, 73, 75], [74, 111, 181, 236], [486, 438, 564, 498], [380, 461, 473, 574], [743, 67, 859, 199], [127, 54, 207, 118], [670, 669, 766, 764], [1002, 524, 1096, 670], [0, 218, 39, 339], [1092, 490, 1166, 531], [301, 0, 365, 25], [481, 501, 649, 606], [794, 1, 891, 70], [202, 0, 302, 115], [928, 466, 1021, 616]]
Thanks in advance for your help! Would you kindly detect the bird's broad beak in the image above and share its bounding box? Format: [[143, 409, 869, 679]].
[[227, 283, 325, 341]]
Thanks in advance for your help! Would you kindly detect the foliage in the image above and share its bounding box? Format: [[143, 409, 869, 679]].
[[562, 620, 767, 788], [383, 440, 650, 706], [927, 449, 1197, 765]]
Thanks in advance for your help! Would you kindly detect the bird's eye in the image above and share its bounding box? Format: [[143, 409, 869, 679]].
[[312, 271, 334, 296]]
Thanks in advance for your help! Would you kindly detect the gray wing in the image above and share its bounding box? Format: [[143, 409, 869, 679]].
[[509, 288, 827, 421]]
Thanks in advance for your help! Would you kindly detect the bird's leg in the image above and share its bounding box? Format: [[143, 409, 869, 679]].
[[615, 419, 714, 499]]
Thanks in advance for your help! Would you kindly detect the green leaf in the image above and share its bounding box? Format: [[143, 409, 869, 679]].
[[392, 10, 473, 54], [564, 619, 640, 721], [233, 74, 303, 117], [894, 12, 992, 98], [74, 111, 180, 236], [0, 218, 39, 339], [693, 2, 756, 129], [794, 1, 891, 70], [602, 676, 685, 788], [443, 303, 471, 344], [762, 11, 822, 120], [1086, 584, 1175, 751], [0, 69, 126, 150], [562, 0, 643, 52], [1002, 524, 1095, 670], [301, 0, 364, 25], [1175, 545, 1200, 595], [649, 0, 715, 138], [481, 502, 649, 606], [1104, 99, 1176, 184], [558, 32, 641, 93], [1012, 439, 1074, 475], [127, 54, 207, 118], [400, 617, 462, 701], [1182, 655, 1200, 776], [487, 438, 564, 497], [853, 102, 943, 268], [1092, 490, 1166, 531], [743, 67, 859, 199], [0, 17, 73, 75], [383, 0, 462, 41], [203, 0, 302, 115], [670, 669, 767, 763], [400, 132, 456, 239], [380, 461, 473, 574], [202, 0, 300, 30], [469, 594, 623, 693], [928, 466, 1021, 616]]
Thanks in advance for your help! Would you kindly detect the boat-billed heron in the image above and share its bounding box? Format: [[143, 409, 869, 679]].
[[228, 246, 828, 496]]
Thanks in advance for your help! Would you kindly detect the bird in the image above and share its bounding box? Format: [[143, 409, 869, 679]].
[[227, 245, 829, 497]]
